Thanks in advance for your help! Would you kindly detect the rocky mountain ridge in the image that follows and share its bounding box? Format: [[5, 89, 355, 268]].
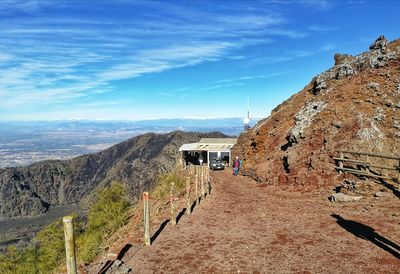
[[0, 131, 225, 218], [233, 36, 400, 189]]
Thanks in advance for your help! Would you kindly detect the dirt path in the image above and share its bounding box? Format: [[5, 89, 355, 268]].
[[122, 170, 400, 273]]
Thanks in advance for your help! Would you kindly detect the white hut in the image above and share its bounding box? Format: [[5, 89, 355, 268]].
[[179, 138, 237, 167]]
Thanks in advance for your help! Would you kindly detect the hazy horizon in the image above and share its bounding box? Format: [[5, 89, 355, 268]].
[[0, 118, 256, 168]]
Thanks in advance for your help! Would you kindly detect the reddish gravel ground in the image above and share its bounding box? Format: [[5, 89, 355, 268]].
[[121, 169, 400, 273]]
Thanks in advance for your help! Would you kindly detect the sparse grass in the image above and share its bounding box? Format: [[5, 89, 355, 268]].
[[79, 182, 130, 263]]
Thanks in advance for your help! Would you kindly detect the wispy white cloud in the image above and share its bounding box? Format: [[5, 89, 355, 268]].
[[0, 0, 43, 13], [254, 50, 314, 64], [252, 42, 339, 64], [320, 43, 337, 51], [156, 92, 175, 97], [0, 1, 307, 109], [97, 43, 234, 82], [309, 25, 337, 32], [295, 0, 333, 11], [263, 29, 307, 38], [0, 53, 13, 62], [213, 72, 291, 84], [173, 71, 290, 93], [199, 82, 245, 91]]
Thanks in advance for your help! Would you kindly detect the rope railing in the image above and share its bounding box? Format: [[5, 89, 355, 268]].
[[61, 164, 211, 274]]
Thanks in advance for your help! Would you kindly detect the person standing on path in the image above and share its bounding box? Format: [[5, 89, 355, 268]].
[[233, 156, 239, 176]]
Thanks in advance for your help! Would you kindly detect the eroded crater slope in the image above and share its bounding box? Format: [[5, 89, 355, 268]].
[[234, 36, 400, 189]]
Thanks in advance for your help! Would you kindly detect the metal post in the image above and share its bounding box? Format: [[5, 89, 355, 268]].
[[143, 192, 151, 246], [63, 216, 77, 274], [186, 177, 191, 215]]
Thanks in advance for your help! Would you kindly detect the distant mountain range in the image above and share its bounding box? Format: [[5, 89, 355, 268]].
[[0, 118, 256, 168]]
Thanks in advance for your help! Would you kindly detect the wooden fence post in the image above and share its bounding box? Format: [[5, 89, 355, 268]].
[[63, 216, 77, 274], [207, 168, 211, 196], [186, 177, 191, 215], [143, 192, 151, 246], [201, 171, 205, 198], [398, 159, 400, 190], [339, 151, 344, 174], [195, 174, 199, 204], [170, 182, 177, 225]]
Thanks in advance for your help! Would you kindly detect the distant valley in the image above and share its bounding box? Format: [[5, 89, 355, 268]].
[[0, 118, 253, 168]]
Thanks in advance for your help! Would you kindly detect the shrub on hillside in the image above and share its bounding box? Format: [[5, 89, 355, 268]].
[[0, 183, 131, 272], [152, 172, 186, 200], [0, 217, 83, 274], [0, 245, 38, 274], [79, 182, 130, 263]]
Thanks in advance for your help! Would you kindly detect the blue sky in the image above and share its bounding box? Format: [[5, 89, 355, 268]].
[[0, 0, 399, 121]]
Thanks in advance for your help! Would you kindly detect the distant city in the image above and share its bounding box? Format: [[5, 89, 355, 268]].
[[0, 118, 258, 168]]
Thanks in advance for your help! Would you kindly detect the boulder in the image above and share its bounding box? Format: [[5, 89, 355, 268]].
[[288, 101, 327, 143], [330, 193, 362, 202], [393, 120, 400, 130], [334, 53, 353, 66], [367, 82, 380, 91], [373, 107, 385, 122], [375, 191, 387, 197], [384, 100, 393, 107], [109, 259, 132, 274], [310, 76, 327, 95], [369, 35, 389, 52], [335, 179, 374, 195], [370, 55, 386, 68], [336, 64, 354, 79]]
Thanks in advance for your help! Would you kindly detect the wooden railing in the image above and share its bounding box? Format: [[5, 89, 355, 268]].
[[334, 150, 400, 189]]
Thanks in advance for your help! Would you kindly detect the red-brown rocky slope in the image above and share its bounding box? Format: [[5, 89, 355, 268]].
[[233, 36, 400, 189]]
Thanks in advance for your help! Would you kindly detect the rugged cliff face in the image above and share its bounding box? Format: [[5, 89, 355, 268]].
[[234, 36, 400, 189], [0, 131, 225, 218]]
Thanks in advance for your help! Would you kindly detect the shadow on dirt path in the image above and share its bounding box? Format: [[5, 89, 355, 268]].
[[151, 219, 170, 244], [332, 214, 400, 260]]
